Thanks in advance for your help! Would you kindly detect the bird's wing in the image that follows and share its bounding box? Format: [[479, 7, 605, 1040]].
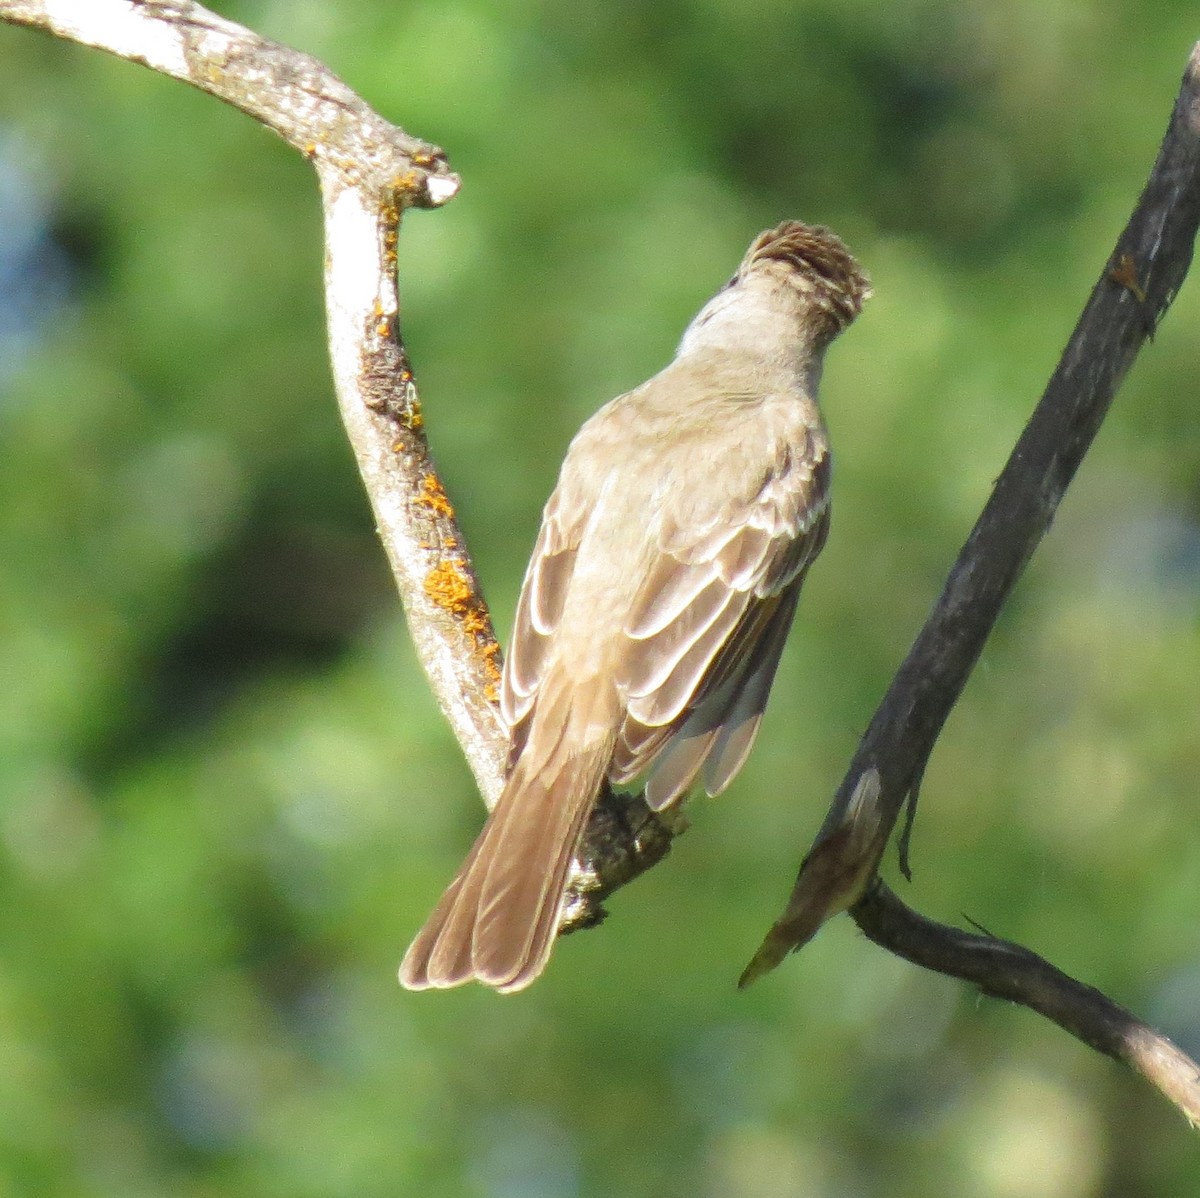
[[610, 423, 830, 809], [499, 483, 587, 771]]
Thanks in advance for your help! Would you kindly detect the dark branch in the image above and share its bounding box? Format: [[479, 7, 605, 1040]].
[[739, 42, 1200, 1120], [746, 40, 1200, 973], [856, 884, 1200, 1128]]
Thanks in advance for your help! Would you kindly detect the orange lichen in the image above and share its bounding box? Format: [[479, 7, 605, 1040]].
[[393, 169, 422, 196], [424, 557, 474, 611], [478, 635, 503, 699], [411, 149, 439, 168], [461, 607, 491, 639], [379, 203, 401, 265], [424, 557, 502, 694], [415, 473, 454, 518]]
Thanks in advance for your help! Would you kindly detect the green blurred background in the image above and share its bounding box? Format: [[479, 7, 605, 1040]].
[[2, 1, 1199, 1194]]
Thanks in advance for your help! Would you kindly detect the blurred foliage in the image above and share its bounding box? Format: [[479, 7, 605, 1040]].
[[1, 1, 1199, 1194]]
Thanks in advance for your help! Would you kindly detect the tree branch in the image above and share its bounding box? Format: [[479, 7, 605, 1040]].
[[856, 883, 1200, 1128], [733, 41, 1200, 1120], [0, 0, 512, 800], [0, 0, 671, 907]]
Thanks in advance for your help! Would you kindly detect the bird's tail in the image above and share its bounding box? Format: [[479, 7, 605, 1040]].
[[400, 698, 615, 993]]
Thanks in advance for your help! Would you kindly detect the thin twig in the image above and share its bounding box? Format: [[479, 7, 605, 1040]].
[[856, 883, 1200, 1127]]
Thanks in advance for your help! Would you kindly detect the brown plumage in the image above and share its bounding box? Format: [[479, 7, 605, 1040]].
[[400, 221, 870, 992]]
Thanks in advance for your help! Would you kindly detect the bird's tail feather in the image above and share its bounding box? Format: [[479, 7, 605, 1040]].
[[400, 702, 614, 993]]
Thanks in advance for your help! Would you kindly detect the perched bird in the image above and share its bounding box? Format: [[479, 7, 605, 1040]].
[[401, 221, 871, 992]]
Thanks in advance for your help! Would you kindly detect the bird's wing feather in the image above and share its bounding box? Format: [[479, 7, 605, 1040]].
[[611, 424, 830, 807], [500, 484, 587, 768]]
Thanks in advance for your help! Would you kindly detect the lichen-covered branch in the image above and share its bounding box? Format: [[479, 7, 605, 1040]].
[[0, 0, 674, 896], [0, 0, 457, 184], [320, 182, 508, 805], [0, 0, 511, 800]]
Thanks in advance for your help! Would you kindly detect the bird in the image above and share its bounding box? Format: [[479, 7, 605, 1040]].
[[400, 220, 871, 993]]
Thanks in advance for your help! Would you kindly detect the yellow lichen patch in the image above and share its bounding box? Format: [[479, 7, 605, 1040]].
[[379, 204, 401, 265], [424, 557, 474, 612], [392, 169, 422, 196], [424, 558, 502, 696], [415, 473, 454, 518], [387, 392, 424, 441], [401, 390, 424, 432], [461, 607, 490, 639], [478, 634, 503, 700], [411, 149, 439, 169]]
